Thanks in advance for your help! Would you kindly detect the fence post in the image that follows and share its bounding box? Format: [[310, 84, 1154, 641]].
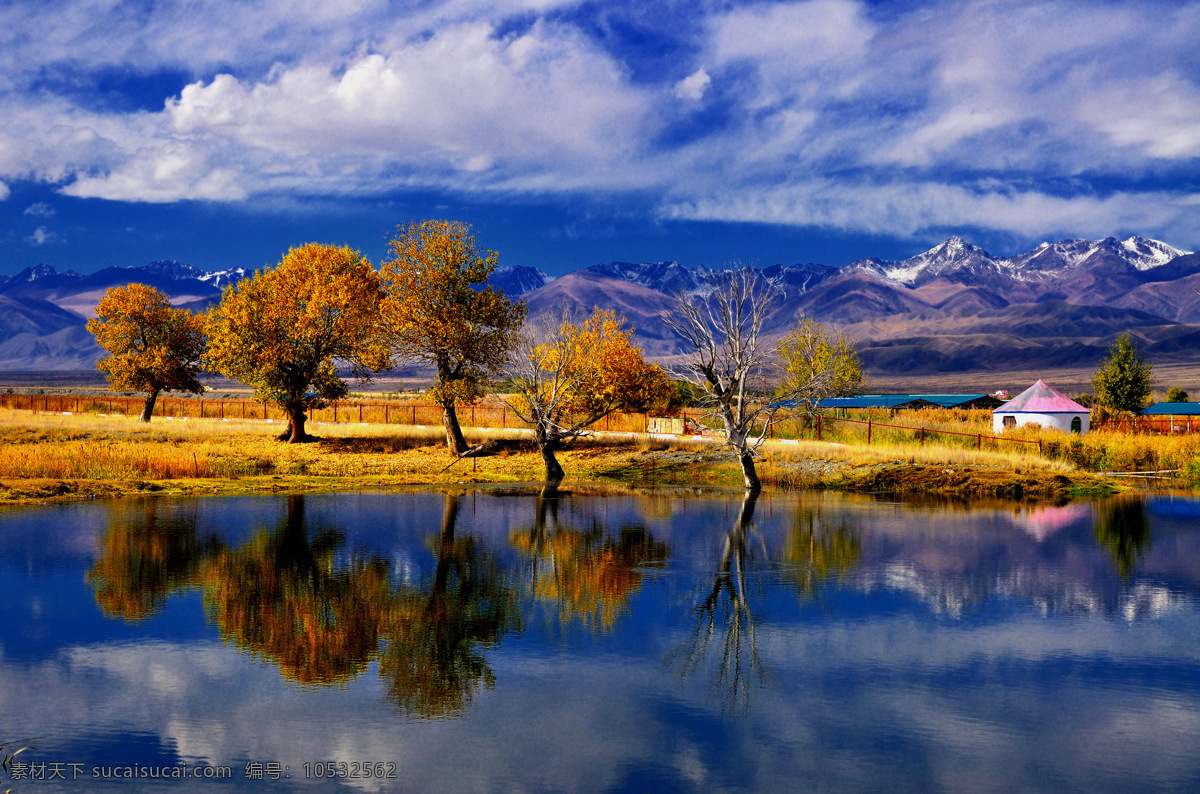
[[412, 405, 416, 425], [921, 427, 925, 446], [817, 414, 822, 441], [359, 403, 363, 423], [867, 418, 872, 445], [977, 433, 981, 451]]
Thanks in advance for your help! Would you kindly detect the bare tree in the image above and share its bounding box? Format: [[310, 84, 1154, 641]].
[[667, 268, 864, 491], [664, 268, 780, 491]]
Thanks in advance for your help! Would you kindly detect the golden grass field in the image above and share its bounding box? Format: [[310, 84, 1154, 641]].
[[5, 401, 1189, 504]]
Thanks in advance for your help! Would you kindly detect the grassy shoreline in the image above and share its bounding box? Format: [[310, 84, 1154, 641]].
[[0, 408, 1153, 505]]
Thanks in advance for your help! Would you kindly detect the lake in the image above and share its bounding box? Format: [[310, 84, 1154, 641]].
[[2, 487, 1199, 791]]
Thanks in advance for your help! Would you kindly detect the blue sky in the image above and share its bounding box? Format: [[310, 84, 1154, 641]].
[[2, 0, 1199, 278]]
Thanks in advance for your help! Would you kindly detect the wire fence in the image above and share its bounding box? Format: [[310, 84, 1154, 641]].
[[764, 411, 1045, 454]]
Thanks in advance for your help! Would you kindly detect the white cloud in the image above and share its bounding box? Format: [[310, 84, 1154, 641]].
[[55, 18, 657, 201], [1, 0, 1200, 244], [26, 225, 59, 245], [23, 201, 53, 216], [674, 69, 711, 101], [662, 179, 1193, 243], [0, 179, 8, 200]]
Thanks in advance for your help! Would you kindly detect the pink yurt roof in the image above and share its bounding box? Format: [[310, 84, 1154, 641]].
[[994, 380, 1089, 413]]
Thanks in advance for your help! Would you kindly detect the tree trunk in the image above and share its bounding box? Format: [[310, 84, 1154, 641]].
[[139, 389, 161, 423], [539, 442, 565, 485], [739, 450, 761, 492], [442, 401, 469, 455], [281, 403, 308, 443]]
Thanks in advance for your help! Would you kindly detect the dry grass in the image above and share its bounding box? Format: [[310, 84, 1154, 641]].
[[0, 402, 1181, 504]]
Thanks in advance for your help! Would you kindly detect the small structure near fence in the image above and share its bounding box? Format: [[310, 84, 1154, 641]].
[[993, 380, 1090, 435]]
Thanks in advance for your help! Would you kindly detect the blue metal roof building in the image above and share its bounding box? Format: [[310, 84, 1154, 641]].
[[1142, 402, 1200, 416]]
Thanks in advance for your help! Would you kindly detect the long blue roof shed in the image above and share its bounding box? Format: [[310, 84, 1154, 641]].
[[1142, 402, 1200, 416]]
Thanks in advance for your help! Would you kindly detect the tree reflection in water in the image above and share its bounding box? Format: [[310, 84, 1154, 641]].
[[199, 496, 390, 686], [87, 490, 668, 718], [378, 492, 521, 718], [670, 493, 765, 714], [671, 495, 863, 713], [88, 494, 517, 716], [784, 505, 862, 600], [509, 487, 669, 634], [88, 499, 216, 621], [1093, 497, 1151, 583]]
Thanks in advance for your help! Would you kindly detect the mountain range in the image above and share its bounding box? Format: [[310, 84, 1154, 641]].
[[2, 236, 1198, 378]]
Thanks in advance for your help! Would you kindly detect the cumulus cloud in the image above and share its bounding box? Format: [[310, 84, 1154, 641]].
[[26, 225, 59, 245], [674, 69, 710, 101], [0, 179, 8, 200], [1, 0, 1199, 243]]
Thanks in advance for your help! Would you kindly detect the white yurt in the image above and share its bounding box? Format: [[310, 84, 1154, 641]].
[[993, 379, 1090, 434]]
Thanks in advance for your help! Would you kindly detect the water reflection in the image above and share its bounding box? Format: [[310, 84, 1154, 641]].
[[511, 488, 669, 633], [380, 493, 520, 718], [1093, 497, 1151, 582], [87, 499, 215, 621], [87, 491, 670, 718], [784, 504, 862, 600], [9, 490, 1200, 790], [671, 493, 766, 713]]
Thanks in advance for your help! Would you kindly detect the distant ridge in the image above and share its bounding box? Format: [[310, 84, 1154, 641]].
[[3, 233, 1198, 374]]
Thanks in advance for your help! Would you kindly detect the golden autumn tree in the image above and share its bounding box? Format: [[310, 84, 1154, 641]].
[[380, 220, 526, 454], [205, 243, 390, 443], [776, 317, 864, 410], [505, 306, 674, 483], [87, 284, 207, 422]]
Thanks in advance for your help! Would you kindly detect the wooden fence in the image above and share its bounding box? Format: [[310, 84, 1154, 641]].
[[0, 393, 666, 433]]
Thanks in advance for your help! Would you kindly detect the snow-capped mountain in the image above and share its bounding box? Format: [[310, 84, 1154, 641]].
[[3, 263, 82, 285], [844, 235, 1191, 287], [1005, 236, 1189, 276], [198, 267, 249, 290], [845, 236, 998, 286]]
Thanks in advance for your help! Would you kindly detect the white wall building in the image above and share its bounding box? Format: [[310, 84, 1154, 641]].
[[993, 379, 1090, 434]]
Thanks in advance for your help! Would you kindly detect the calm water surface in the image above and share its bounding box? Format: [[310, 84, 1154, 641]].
[[2, 487, 1199, 792]]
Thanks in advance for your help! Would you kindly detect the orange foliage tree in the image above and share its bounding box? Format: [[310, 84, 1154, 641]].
[[380, 220, 526, 454], [505, 307, 674, 483], [87, 284, 207, 422], [205, 243, 390, 443]]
